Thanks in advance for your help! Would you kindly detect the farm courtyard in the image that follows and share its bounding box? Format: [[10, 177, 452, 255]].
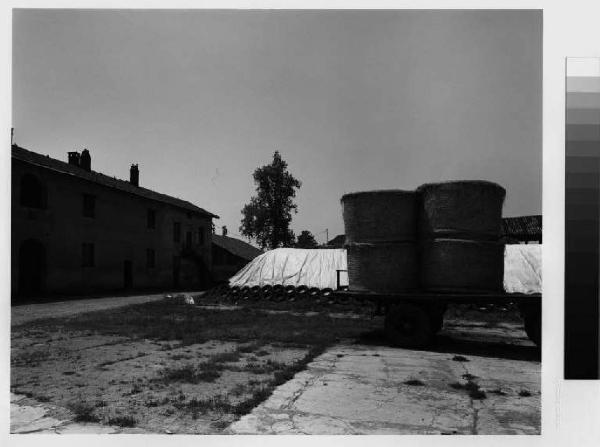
[[11, 293, 540, 435]]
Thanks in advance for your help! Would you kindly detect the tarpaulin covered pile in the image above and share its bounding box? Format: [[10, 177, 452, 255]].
[[229, 245, 541, 294], [503, 244, 542, 294], [229, 248, 347, 290]]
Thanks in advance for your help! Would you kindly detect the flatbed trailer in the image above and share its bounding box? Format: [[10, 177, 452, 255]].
[[331, 288, 541, 348]]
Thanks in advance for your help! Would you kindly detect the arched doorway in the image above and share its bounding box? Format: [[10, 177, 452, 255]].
[[18, 239, 46, 297]]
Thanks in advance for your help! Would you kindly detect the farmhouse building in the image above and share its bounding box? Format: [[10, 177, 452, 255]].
[[11, 144, 218, 300]]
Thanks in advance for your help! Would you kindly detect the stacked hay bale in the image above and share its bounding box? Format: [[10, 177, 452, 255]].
[[417, 181, 506, 292], [341, 181, 506, 294], [341, 190, 419, 293]]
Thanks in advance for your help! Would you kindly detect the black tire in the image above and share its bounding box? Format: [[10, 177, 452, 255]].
[[384, 302, 434, 348], [523, 310, 541, 347], [427, 304, 447, 333]]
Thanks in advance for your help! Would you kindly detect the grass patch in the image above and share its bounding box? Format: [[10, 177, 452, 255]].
[[158, 363, 222, 384], [452, 355, 469, 362], [449, 380, 487, 400], [490, 388, 507, 396], [461, 373, 478, 381], [108, 415, 137, 427], [68, 401, 100, 423], [19, 299, 377, 348]]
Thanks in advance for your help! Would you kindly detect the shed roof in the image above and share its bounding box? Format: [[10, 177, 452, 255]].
[[212, 234, 263, 261], [12, 144, 218, 218], [501, 215, 542, 239]]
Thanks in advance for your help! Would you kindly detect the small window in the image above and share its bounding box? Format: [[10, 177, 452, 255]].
[[146, 248, 155, 268], [198, 227, 205, 245], [147, 209, 156, 229], [20, 173, 44, 208], [186, 231, 192, 248], [173, 222, 181, 243], [82, 243, 95, 267], [82, 194, 95, 218]]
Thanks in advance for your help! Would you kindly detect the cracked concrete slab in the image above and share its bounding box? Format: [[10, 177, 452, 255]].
[[227, 342, 540, 435]]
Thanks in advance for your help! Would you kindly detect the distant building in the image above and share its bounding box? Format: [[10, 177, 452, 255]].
[[211, 228, 262, 283], [11, 144, 218, 300], [325, 234, 346, 248], [501, 215, 542, 244]]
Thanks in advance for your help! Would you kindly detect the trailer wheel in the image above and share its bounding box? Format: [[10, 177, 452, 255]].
[[518, 303, 541, 347], [523, 310, 541, 347], [385, 302, 433, 348], [423, 303, 446, 334]]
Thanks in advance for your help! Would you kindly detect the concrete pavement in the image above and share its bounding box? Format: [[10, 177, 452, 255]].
[[227, 342, 540, 435]]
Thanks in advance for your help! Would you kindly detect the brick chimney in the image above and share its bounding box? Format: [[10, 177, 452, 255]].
[[80, 149, 91, 171], [130, 164, 139, 187], [68, 151, 80, 167], [222, 226, 228, 236]]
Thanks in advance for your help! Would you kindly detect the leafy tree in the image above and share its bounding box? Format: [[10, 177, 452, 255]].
[[295, 230, 318, 249], [240, 151, 301, 249]]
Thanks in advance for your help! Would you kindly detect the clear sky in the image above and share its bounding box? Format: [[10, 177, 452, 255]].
[[12, 9, 541, 244]]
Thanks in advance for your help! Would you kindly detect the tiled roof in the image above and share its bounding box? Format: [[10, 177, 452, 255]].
[[12, 144, 218, 218], [212, 234, 263, 261], [501, 215, 542, 239]]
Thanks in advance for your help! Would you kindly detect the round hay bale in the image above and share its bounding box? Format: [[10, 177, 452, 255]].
[[417, 181, 506, 240], [341, 190, 418, 243], [420, 239, 504, 292], [346, 242, 419, 293]]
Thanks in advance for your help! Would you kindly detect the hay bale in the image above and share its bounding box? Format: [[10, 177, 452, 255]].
[[342, 190, 418, 243], [420, 239, 504, 292], [346, 242, 419, 293], [417, 181, 506, 240]]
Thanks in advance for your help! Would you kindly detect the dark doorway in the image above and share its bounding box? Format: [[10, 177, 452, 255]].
[[173, 256, 180, 288], [18, 239, 45, 297], [123, 260, 133, 289]]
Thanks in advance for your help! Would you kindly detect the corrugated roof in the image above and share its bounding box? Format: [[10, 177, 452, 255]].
[[501, 215, 542, 239], [12, 144, 218, 218], [212, 234, 263, 261]]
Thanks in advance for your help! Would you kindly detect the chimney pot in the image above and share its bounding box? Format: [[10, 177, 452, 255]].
[[80, 149, 91, 171], [222, 226, 228, 236], [130, 164, 139, 187]]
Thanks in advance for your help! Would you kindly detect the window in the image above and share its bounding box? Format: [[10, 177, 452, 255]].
[[146, 249, 155, 268], [20, 174, 44, 208], [198, 227, 205, 245], [173, 222, 181, 243], [82, 243, 95, 267], [147, 209, 156, 229], [186, 231, 192, 248], [82, 194, 95, 218]]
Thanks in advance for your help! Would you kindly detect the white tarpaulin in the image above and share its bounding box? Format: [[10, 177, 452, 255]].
[[230, 245, 542, 294], [503, 244, 542, 294], [229, 248, 347, 289]]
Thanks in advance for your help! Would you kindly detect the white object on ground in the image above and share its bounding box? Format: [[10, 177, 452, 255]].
[[229, 245, 541, 295], [503, 244, 542, 294]]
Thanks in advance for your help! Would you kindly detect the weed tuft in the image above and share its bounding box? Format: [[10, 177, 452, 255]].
[[452, 355, 469, 362], [68, 401, 100, 423], [108, 415, 137, 427]]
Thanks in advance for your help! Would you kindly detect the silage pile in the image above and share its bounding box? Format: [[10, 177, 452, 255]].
[[229, 248, 347, 290]]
